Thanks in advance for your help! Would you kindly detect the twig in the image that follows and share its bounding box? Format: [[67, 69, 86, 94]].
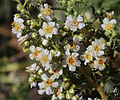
[[79, 66, 108, 100]]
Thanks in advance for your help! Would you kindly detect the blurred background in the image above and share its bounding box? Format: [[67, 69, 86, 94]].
[[0, 0, 120, 100]]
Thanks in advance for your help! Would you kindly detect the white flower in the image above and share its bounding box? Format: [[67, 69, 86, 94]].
[[52, 86, 63, 100], [40, 4, 53, 21], [94, 57, 106, 71], [63, 51, 81, 71], [87, 40, 105, 57], [65, 15, 85, 32], [64, 37, 80, 52], [30, 82, 37, 88], [99, 38, 106, 45], [29, 45, 41, 60], [38, 49, 52, 70], [54, 51, 61, 57], [38, 74, 59, 95], [37, 69, 43, 75], [101, 17, 117, 32], [81, 51, 93, 65], [49, 67, 63, 79], [38, 22, 58, 39], [42, 39, 48, 46], [26, 63, 39, 73], [11, 16, 25, 38], [18, 34, 28, 45]]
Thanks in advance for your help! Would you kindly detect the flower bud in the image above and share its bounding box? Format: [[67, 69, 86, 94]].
[[17, 4, 22, 11], [24, 41, 29, 47], [66, 91, 71, 99], [32, 32, 38, 38], [38, 13, 42, 19], [67, 7, 71, 12], [21, 9, 25, 14], [23, 47, 29, 52], [69, 88, 74, 94], [27, 20, 31, 25], [42, 39, 48, 46], [37, 69, 43, 75]]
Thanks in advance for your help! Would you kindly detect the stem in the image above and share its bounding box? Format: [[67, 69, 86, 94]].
[[79, 66, 107, 100], [52, 7, 67, 11]]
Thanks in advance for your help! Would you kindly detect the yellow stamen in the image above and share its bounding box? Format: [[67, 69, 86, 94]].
[[69, 57, 75, 65], [45, 78, 52, 86], [98, 59, 104, 65], [42, 56, 48, 62], [86, 54, 91, 60], [43, 8, 53, 16], [105, 24, 111, 30], [71, 19, 78, 27], [45, 26, 53, 33], [11, 21, 21, 32]]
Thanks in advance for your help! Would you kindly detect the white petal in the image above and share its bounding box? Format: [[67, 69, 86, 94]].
[[38, 89, 45, 95], [52, 82, 59, 88], [30, 82, 36, 88], [46, 16, 52, 21], [41, 74, 48, 81], [65, 20, 71, 27], [29, 54, 34, 59], [69, 66, 76, 71], [29, 45, 35, 52], [52, 95, 56, 100], [43, 22, 47, 28], [99, 66, 105, 71], [48, 22, 55, 27], [78, 23, 85, 29], [39, 29, 45, 36], [58, 93, 62, 99], [70, 26, 77, 32], [77, 15, 83, 22], [50, 75, 56, 80], [72, 53, 79, 57], [103, 18, 109, 24], [75, 45, 80, 51], [17, 32, 22, 38], [38, 82, 45, 89], [46, 87, 53, 95], [52, 28, 58, 34], [110, 19, 117, 24], [101, 24, 106, 30], [65, 50, 70, 56], [67, 15, 73, 21], [44, 3, 49, 8], [59, 69, 63, 75]]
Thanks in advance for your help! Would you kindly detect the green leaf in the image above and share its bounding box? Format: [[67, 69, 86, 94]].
[[74, 2, 86, 16]]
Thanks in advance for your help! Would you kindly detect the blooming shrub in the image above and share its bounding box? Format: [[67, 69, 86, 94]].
[[12, 0, 120, 100]]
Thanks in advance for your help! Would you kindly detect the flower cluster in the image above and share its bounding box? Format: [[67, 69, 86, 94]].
[[12, 0, 120, 100], [81, 38, 107, 71]]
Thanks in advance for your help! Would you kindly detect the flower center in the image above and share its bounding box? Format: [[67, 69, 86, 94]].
[[45, 78, 52, 86], [86, 54, 91, 60], [45, 26, 53, 33], [12, 21, 21, 32], [53, 69, 58, 74], [98, 59, 104, 65], [105, 23, 111, 30], [69, 57, 75, 65], [94, 45, 100, 51], [34, 50, 39, 57], [71, 19, 78, 27], [43, 8, 53, 16], [55, 88, 61, 96], [42, 55, 48, 62], [68, 43, 75, 50]]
